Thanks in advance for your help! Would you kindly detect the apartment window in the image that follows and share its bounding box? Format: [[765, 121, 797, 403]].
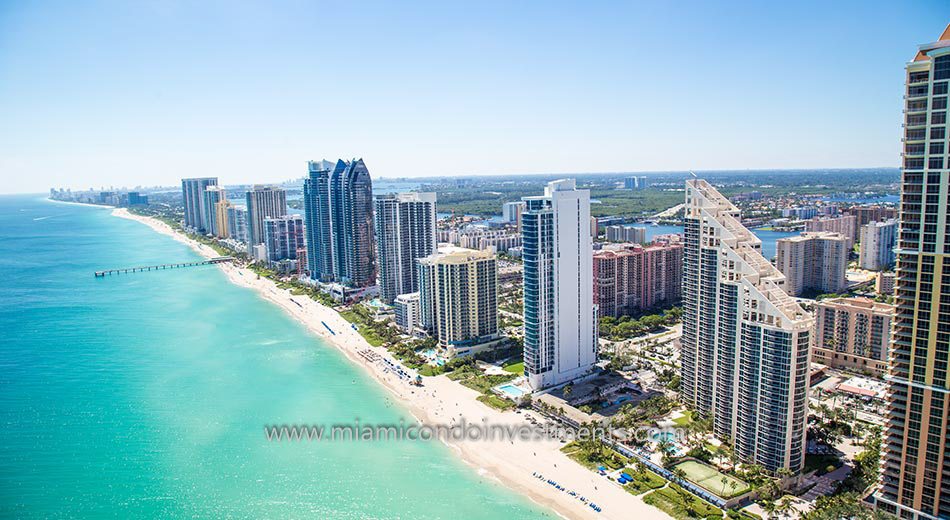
[[932, 127, 946, 140], [934, 97, 948, 110], [935, 56, 950, 80], [932, 111, 947, 125], [910, 71, 930, 83], [931, 142, 945, 155], [930, 157, 945, 169], [935, 82, 950, 95]]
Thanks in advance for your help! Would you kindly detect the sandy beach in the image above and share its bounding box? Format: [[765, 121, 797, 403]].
[[111, 207, 665, 520]]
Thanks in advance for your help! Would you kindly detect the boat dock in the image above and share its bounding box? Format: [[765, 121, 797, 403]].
[[94, 257, 235, 277]]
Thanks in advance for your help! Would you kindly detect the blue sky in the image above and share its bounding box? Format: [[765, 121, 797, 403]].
[[1, 0, 948, 193]]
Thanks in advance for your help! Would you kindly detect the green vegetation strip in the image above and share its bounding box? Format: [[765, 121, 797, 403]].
[[673, 460, 749, 498], [643, 484, 724, 520], [621, 467, 666, 496]]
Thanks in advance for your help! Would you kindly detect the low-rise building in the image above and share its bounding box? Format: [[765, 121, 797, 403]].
[[394, 292, 421, 334], [813, 297, 894, 377]]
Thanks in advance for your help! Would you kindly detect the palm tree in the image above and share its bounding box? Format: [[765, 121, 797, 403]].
[[778, 496, 796, 519], [720, 475, 729, 495], [728, 480, 738, 498], [760, 499, 777, 520], [672, 467, 688, 482]]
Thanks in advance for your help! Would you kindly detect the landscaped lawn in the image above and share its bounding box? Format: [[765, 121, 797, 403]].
[[673, 460, 750, 498], [502, 360, 524, 374], [338, 310, 386, 346], [477, 394, 516, 411], [643, 484, 724, 520], [561, 442, 628, 471], [621, 467, 667, 495], [672, 410, 693, 427]]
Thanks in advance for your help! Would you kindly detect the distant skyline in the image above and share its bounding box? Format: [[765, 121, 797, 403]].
[[1, 1, 948, 194]]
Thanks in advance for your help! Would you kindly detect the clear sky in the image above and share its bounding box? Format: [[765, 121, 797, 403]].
[[1, 1, 948, 193]]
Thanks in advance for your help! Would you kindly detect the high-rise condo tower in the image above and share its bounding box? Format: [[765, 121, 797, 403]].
[[521, 179, 597, 390], [681, 179, 813, 473], [374, 192, 437, 303], [875, 26, 950, 520], [303, 159, 376, 288], [245, 185, 287, 247], [181, 177, 218, 233]]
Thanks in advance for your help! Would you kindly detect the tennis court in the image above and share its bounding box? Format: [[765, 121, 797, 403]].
[[673, 460, 749, 498]]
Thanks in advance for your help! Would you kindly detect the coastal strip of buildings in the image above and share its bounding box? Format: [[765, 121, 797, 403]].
[[166, 125, 929, 509]]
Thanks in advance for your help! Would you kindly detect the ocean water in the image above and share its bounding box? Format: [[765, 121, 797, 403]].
[[0, 196, 547, 519], [642, 224, 795, 260]]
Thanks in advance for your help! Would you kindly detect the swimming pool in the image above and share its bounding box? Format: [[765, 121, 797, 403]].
[[497, 384, 526, 398], [421, 348, 446, 366]]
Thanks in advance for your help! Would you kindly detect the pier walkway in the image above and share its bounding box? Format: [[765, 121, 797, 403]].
[[94, 257, 234, 277]]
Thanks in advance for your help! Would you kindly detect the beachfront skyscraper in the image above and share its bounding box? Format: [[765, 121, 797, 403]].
[[521, 179, 597, 391], [681, 179, 813, 473], [263, 215, 306, 263], [245, 185, 287, 247], [181, 177, 218, 233], [303, 159, 376, 288], [418, 246, 500, 358], [202, 185, 226, 237], [213, 200, 231, 239], [226, 205, 248, 243], [374, 192, 438, 304], [875, 26, 950, 520], [304, 161, 333, 281]]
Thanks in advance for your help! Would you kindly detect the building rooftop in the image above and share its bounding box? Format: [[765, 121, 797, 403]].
[[777, 231, 846, 243], [422, 245, 494, 264], [819, 296, 895, 313]]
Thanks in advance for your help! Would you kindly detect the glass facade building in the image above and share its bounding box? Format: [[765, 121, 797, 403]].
[[681, 179, 812, 473], [522, 179, 597, 390], [875, 26, 950, 520], [374, 192, 437, 303], [303, 159, 376, 288], [181, 177, 217, 233]]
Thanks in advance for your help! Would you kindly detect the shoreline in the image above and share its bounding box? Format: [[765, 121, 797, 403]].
[[109, 206, 666, 520]]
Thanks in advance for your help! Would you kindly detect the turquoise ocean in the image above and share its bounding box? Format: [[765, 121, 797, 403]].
[[0, 196, 548, 519]]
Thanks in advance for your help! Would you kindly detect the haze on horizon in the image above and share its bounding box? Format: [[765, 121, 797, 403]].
[[1, 0, 948, 194]]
